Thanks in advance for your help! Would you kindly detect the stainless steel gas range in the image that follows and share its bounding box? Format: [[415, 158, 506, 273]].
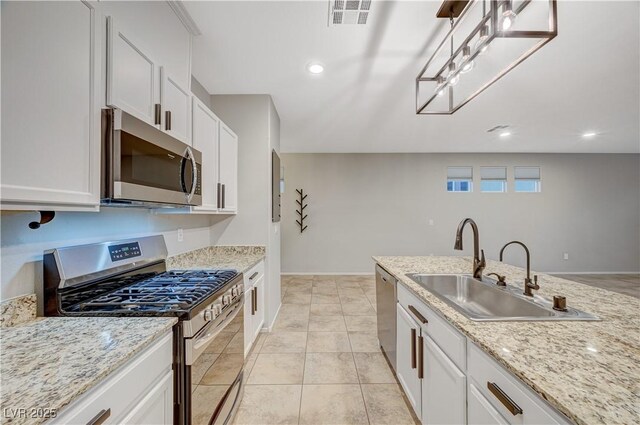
[[41, 235, 244, 425]]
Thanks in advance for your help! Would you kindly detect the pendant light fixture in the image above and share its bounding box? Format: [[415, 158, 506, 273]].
[[474, 25, 489, 54], [416, 0, 558, 115], [434, 76, 446, 96], [460, 45, 475, 73], [500, 0, 517, 31]]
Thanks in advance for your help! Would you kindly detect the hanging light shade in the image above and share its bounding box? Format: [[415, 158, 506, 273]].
[[416, 0, 558, 115]]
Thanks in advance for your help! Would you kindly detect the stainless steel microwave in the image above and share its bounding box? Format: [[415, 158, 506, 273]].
[[101, 108, 202, 207]]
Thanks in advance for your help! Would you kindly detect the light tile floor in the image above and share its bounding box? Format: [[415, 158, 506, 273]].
[[233, 274, 418, 425]]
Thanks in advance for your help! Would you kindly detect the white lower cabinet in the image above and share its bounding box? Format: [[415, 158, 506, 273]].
[[243, 260, 266, 355], [394, 281, 570, 425], [51, 332, 173, 425], [468, 382, 509, 425], [422, 335, 466, 425], [396, 304, 422, 418]]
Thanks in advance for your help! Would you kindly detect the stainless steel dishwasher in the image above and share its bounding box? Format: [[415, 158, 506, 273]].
[[376, 264, 397, 371]]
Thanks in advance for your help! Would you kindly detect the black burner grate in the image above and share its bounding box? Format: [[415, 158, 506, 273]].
[[62, 269, 238, 314]]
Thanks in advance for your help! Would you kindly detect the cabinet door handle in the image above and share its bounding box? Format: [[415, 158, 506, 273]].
[[249, 272, 259, 280], [255, 286, 258, 312], [217, 183, 222, 208], [408, 305, 428, 325], [154, 104, 161, 125], [251, 288, 256, 315], [410, 328, 417, 369], [222, 184, 226, 209], [86, 408, 111, 425], [165, 110, 172, 131], [417, 335, 424, 379], [487, 382, 523, 416]]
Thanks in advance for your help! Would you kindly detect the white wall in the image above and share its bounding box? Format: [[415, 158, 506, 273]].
[[281, 153, 640, 274], [210, 94, 281, 329], [0, 209, 214, 300]]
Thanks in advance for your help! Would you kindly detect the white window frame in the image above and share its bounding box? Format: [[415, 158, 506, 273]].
[[480, 166, 507, 193], [514, 166, 541, 193], [447, 167, 473, 193]]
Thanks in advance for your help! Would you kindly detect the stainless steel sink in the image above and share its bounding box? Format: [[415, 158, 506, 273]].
[[406, 274, 599, 321]]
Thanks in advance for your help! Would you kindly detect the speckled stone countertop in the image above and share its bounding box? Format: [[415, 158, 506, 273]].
[[0, 317, 176, 425], [373, 256, 640, 425], [167, 245, 265, 273]]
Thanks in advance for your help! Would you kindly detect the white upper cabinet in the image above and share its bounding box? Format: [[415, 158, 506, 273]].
[[161, 67, 191, 144], [1, 0, 101, 211], [191, 97, 220, 211], [218, 123, 238, 213], [106, 16, 158, 126], [106, 17, 191, 144]]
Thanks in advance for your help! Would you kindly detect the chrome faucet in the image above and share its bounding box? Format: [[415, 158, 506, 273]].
[[454, 218, 486, 280], [499, 240, 539, 297]]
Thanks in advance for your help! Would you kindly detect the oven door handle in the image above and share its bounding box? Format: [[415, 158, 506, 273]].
[[186, 294, 244, 365]]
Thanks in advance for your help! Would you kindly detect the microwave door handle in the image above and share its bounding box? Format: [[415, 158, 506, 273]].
[[181, 147, 197, 203], [188, 148, 198, 203]]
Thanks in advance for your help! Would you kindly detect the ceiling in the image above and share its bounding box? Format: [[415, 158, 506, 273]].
[[187, 1, 640, 153]]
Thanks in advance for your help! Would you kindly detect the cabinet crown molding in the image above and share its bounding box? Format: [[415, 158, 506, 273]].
[[166, 1, 202, 36]]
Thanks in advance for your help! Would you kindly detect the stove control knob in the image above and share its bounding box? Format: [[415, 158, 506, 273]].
[[211, 304, 222, 316], [235, 284, 244, 296], [203, 309, 213, 322], [222, 295, 232, 306]]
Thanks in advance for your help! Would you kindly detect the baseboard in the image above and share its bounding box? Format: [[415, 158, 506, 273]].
[[281, 272, 374, 276], [546, 271, 640, 275], [262, 301, 281, 333]]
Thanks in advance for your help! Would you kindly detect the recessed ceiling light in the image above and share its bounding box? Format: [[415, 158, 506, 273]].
[[307, 62, 324, 74], [499, 131, 512, 138], [582, 131, 597, 138]]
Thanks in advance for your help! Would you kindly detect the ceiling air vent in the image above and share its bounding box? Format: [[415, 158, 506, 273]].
[[329, 0, 371, 26]]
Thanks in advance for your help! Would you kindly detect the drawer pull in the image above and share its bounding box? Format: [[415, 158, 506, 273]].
[[487, 382, 523, 416], [249, 272, 259, 280], [86, 408, 111, 425], [410, 328, 417, 369], [417, 335, 424, 379], [408, 305, 428, 324]]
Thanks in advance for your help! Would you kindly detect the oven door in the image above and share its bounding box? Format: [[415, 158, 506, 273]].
[[187, 295, 245, 425], [103, 108, 202, 206]]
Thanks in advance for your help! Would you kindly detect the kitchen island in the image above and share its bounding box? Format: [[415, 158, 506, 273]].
[[0, 316, 176, 424], [374, 255, 639, 425]]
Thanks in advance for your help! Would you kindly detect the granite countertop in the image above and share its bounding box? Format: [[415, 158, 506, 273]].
[[167, 245, 265, 274], [0, 316, 177, 425], [373, 256, 640, 425]]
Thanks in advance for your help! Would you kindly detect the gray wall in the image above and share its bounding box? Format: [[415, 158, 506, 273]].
[[281, 153, 640, 274], [191, 75, 212, 109], [210, 95, 282, 329]]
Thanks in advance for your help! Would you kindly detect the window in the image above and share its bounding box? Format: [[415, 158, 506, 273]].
[[480, 167, 507, 192], [515, 166, 541, 192], [447, 167, 473, 192]]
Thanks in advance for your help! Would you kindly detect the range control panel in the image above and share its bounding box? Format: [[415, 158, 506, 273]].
[[108, 242, 142, 262]]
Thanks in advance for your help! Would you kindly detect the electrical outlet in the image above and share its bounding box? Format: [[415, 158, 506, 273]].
[[177, 228, 184, 242], [563, 252, 569, 260]]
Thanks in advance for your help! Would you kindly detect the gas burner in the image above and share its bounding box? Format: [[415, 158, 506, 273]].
[[62, 269, 238, 315]]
